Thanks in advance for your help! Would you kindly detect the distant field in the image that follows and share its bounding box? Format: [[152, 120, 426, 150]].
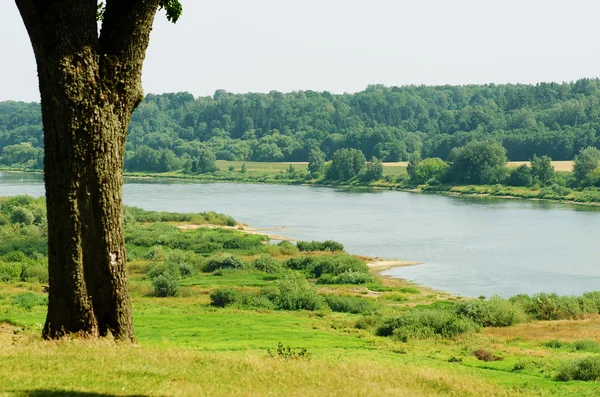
[[215, 160, 573, 176], [215, 160, 308, 173], [509, 161, 574, 172]]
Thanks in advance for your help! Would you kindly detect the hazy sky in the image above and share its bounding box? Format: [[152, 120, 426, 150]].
[[1, 0, 599, 102]]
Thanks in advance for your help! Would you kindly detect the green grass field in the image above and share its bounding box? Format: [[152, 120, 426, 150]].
[[2, 201, 600, 396]]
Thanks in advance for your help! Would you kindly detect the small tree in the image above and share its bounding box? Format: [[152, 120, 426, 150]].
[[195, 148, 217, 174], [506, 164, 533, 186], [447, 141, 507, 184], [530, 155, 555, 186], [327, 148, 366, 181], [409, 158, 449, 184], [573, 147, 600, 187], [241, 162, 248, 174], [307, 149, 325, 178], [361, 156, 384, 182], [287, 163, 296, 174]]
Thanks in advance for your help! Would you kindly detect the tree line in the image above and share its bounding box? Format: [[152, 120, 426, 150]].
[[3, 79, 600, 171]]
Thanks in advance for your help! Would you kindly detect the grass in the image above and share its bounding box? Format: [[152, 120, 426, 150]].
[[3, 205, 600, 395]]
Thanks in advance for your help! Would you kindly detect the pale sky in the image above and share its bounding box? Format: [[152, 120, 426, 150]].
[[1, 0, 599, 102]]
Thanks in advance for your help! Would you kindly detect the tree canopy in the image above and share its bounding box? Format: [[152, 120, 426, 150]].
[[3, 79, 600, 171]]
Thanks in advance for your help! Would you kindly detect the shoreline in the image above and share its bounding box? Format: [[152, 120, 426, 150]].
[[176, 223, 296, 241], [4, 167, 600, 208]]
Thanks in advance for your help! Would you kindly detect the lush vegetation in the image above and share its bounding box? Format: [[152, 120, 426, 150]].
[[4, 79, 600, 173], [2, 197, 600, 395]]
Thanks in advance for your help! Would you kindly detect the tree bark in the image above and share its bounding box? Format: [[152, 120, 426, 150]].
[[15, 0, 160, 341]]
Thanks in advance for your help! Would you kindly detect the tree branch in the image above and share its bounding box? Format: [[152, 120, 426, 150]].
[[98, 0, 160, 106], [15, 0, 98, 61]]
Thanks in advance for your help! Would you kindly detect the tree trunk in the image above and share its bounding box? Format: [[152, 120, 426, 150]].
[[15, 0, 160, 341]]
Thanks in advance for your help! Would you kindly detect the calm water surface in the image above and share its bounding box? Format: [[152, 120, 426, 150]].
[[2, 171, 599, 298]]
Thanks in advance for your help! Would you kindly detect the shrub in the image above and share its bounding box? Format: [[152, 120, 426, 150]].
[[11, 292, 48, 310], [474, 349, 503, 362], [0, 262, 23, 281], [3, 251, 27, 263], [509, 293, 584, 320], [284, 256, 315, 270], [204, 253, 246, 272], [556, 357, 600, 382], [210, 288, 240, 307], [151, 273, 180, 297], [273, 273, 325, 311], [572, 340, 600, 352], [146, 263, 179, 279], [323, 295, 374, 314], [145, 245, 168, 261], [276, 241, 299, 256], [21, 262, 48, 283], [10, 207, 35, 225], [543, 339, 565, 349], [296, 240, 344, 252], [376, 309, 480, 341], [316, 271, 373, 285], [307, 255, 368, 278], [253, 255, 283, 273], [455, 296, 527, 327]]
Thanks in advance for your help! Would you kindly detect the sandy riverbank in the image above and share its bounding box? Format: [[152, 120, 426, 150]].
[[176, 223, 295, 241], [367, 259, 423, 271]]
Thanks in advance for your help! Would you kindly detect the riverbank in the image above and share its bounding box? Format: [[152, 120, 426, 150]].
[[3, 165, 600, 208]]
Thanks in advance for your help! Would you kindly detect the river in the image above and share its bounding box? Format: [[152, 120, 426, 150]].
[[2, 171, 600, 298]]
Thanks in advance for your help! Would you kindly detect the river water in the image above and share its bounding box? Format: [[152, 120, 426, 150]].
[[2, 171, 600, 298]]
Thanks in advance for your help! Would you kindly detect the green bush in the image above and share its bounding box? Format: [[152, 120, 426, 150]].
[[543, 339, 565, 349], [276, 241, 299, 256], [307, 255, 368, 278], [11, 292, 48, 310], [510, 293, 584, 320], [253, 254, 283, 273], [284, 256, 315, 271], [0, 262, 23, 281], [455, 296, 527, 327], [204, 253, 246, 272], [21, 262, 48, 283], [273, 273, 325, 311], [10, 207, 35, 225], [151, 273, 180, 297], [572, 340, 600, 352], [316, 271, 374, 285], [3, 251, 27, 263], [296, 240, 344, 252], [556, 357, 600, 382], [323, 294, 374, 314], [376, 309, 480, 341], [210, 288, 240, 307]]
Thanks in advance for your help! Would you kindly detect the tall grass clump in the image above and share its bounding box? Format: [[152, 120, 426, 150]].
[[11, 292, 48, 310], [323, 294, 375, 314], [556, 357, 600, 382]]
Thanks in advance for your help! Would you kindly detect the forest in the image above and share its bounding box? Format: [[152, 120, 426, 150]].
[[2, 79, 600, 172]]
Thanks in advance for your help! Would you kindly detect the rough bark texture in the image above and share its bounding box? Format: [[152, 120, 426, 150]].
[[15, 0, 160, 341]]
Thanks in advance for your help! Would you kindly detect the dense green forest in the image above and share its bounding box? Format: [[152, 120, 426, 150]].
[[2, 79, 600, 171]]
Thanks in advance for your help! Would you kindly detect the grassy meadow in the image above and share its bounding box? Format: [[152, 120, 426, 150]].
[[2, 197, 600, 396]]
